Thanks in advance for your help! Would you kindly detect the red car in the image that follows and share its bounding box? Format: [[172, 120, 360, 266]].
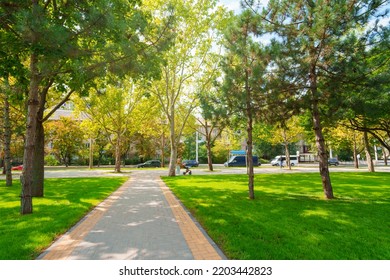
[[11, 165, 23, 171]]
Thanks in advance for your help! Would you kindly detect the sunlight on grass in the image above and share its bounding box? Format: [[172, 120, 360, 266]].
[[163, 172, 390, 260]]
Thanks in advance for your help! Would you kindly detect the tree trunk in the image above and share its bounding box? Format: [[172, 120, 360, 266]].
[[284, 143, 291, 170], [3, 78, 12, 186], [206, 141, 213, 171], [246, 92, 255, 200], [353, 134, 359, 169], [312, 105, 333, 199], [310, 60, 333, 199], [89, 138, 93, 169], [246, 115, 254, 200], [21, 53, 40, 214], [383, 146, 388, 166], [363, 131, 375, 172], [206, 129, 214, 171], [115, 135, 121, 173], [32, 120, 45, 197], [168, 145, 178, 176], [168, 126, 177, 176]]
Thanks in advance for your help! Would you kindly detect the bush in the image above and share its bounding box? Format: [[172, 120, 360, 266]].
[[44, 155, 59, 166]]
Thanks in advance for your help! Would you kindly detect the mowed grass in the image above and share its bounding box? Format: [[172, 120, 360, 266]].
[[0, 177, 127, 260], [162, 172, 390, 260]]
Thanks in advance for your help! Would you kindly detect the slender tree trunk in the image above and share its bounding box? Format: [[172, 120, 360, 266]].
[[161, 132, 165, 168], [383, 147, 388, 166], [168, 142, 178, 176], [284, 143, 291, 170], [115, 135, 121, 173], [32, 120, 45, 197], [246, 89, 255, 200], [310, 59, 333, 199], [168, 115, 177, 176], [205, 126, 214, 171], [206, 141, 213, 171], [3, 77, 12, 186], [21, 53, 40, 214], [363, 131, 375, 172], [246, 114, 254, 200], [89, 138, 93, 169]]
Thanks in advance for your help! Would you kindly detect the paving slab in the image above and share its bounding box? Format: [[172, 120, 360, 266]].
[[38, 171, 225, 260]]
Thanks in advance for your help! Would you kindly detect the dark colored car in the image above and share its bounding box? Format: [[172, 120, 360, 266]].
[[137, 160, 161, 168], [182, 160, 199, 168], [224, 155, 261, 167], [328, 158, 339, 166]]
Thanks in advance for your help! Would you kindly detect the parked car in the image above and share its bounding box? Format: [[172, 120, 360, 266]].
[[182, 160, 199, 168], [328, 158, 339, 166], [137, 160, 161, 168], [11, 165, 23, 171], [271, 155, 298, 166], [224, 155, 261, 167]]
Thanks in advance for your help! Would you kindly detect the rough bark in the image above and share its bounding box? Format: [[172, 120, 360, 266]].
[[310, 59, 333, 199], [204, 123, 214, 172], [21, 53, 40, 214], [206, 140, 214, 171], [246, 83, 255, 200], [32, 120, 45, 197], [312, 102, 333, 199], [246, 115, 254, 200]]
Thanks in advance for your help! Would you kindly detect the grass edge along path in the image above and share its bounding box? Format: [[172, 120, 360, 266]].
[[0, 176, 128, 260], [162, 172, 390, 260]]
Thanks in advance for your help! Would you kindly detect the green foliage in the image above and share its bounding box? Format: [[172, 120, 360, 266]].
[[44, 117, 85, 166], [163, 172, 390, 259], [0, 177, 127, 260], [44, 154, 59, 166]]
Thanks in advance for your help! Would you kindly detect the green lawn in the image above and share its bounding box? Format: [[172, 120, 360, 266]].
[[0, 177, 127, 260], [162, 172, 390, 260]]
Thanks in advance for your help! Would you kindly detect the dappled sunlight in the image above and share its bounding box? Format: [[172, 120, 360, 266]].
[[301, 208, 331, 218], [163, 172, 390, 259]]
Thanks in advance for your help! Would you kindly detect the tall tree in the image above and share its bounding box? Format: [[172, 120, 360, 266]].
[[148, 0, 227, 176], [251, 0, 389, 199], [195, 61, 228, 171], [1, 0, 169, 214], [74, 78, 153, 173], [221, 9, 270, 199], [44, 117, 84, 167]]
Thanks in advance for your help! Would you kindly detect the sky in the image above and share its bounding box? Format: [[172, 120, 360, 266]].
[[218, 0, 269, 13]]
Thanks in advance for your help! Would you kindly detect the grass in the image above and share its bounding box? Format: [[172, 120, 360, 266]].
[[162, 172, 390, 260], [0, 177, 127, 260]]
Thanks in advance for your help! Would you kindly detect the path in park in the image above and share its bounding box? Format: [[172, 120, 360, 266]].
[[37, 170, 226, 260], [33, 163, 390, 260]]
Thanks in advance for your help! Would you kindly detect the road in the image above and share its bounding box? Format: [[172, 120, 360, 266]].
[[3, 163, 389, 179]]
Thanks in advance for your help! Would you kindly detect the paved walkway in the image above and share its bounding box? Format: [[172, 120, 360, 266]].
[[37, 171, 225, 260]]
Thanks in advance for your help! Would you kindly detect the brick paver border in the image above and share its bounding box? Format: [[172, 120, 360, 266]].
[[39, 176, 224, 260], [158, 178, 224, 260], [38, 178, 133, 260]]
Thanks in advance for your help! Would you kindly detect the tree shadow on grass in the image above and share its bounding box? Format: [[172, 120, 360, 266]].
[[164, 174, 390, 260], [0, 177, 126, 260]]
